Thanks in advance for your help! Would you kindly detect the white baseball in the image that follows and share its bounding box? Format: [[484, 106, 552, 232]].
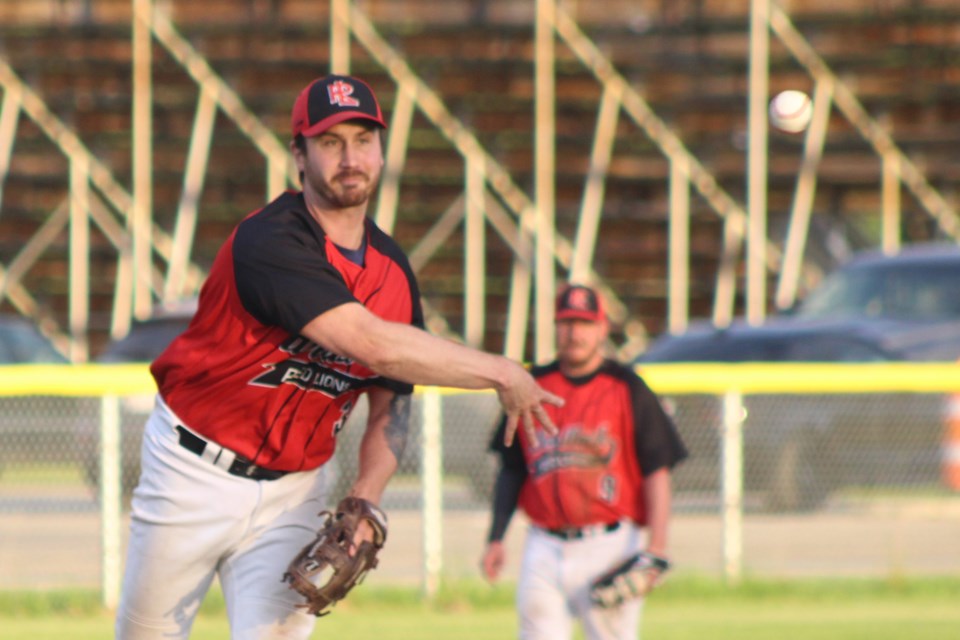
[[769, 90, 812, 133]]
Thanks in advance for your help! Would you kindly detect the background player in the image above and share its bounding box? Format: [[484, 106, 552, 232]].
[[480, 283, 688, 640], [115, 74, 562, 640]]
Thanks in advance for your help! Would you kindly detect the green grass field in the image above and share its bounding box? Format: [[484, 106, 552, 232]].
[[2, 576, 958, 639]]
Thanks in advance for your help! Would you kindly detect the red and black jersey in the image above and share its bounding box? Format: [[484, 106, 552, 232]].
[[151, 190, 423, 472], [491, 359, 687, 529]]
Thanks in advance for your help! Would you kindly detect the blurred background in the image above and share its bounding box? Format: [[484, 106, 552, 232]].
[[1, 0, 960, 604]]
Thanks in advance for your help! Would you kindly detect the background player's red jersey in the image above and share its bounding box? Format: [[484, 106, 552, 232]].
[[493, 359, 686, 529]]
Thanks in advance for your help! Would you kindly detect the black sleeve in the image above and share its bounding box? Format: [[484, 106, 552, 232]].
[[485, 414, 528, 542], [232, 202, 357, 335], [488, 414, 526, 470], [627, 371, 689, 476], [487, 464, 526, 543]]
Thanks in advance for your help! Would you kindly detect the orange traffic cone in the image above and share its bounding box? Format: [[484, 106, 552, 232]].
[[943, 393, 960, 491]]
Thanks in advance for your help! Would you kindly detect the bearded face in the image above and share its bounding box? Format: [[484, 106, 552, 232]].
[[556, 318, 608, 375], [309, 167, 377, 208], [296, 122, 384, 210]]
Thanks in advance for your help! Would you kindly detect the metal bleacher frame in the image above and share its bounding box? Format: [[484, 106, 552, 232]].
[[0, 0, 957, 363]]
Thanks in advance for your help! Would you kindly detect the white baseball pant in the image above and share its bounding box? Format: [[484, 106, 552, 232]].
[[115, 395, 331, 639], [517, 522, 645, 640]]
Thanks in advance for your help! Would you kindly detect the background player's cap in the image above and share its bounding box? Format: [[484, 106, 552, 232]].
[[291, 75, 386, 139], [555, 284, 605, 322]]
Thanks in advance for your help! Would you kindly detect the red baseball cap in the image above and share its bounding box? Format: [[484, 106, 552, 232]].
[[555, 284, 605, 322], [291, 75, 387, 139]]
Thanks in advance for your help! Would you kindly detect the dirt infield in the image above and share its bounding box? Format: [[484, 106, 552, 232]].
[[3, 493, 960, 590]]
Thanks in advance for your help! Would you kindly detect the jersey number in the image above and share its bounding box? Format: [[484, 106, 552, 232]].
[[599, 474, 617, 502], [332, 400, 354, 437]]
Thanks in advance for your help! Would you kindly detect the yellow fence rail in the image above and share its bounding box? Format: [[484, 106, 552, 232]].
[[4, 362, 960, 396]]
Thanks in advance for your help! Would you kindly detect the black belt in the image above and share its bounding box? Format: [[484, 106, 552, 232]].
[[175, 425, 288, 481], [544, 521, 621, 541]]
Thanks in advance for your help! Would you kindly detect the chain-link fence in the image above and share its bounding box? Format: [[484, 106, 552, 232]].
[[665, 391, 948, 513], [2, 364, 960, 601], [330, 390, 503, 510]]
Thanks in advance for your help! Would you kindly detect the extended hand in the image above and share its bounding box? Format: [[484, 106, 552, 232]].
[[497, 362, 563, 446]]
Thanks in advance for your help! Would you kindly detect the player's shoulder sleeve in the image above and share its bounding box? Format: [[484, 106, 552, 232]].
[[366, 220, 424, 330], [606, 360, 688, 476], [232, 192, 357, 334], [529, 361, 559, 379], [362, 219, 423, 396]]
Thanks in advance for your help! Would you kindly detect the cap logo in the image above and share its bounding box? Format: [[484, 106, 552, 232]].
[[567, 288, 591, 311], [292, 75, 385, 139], [327, 80, 360, 107]]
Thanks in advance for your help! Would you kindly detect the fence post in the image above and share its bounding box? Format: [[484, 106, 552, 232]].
[[420, 387, 443, 598], [100, 394, 122, 609], [721, 390, 744, 585]]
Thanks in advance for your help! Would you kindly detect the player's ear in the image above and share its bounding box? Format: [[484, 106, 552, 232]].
[[291, 137, 307, 182], [291, 136, 306, 160], [596, 316, 611, 341]]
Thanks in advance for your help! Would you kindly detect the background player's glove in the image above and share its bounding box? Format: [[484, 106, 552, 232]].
[[589, 551, 671, 608], [283, 496, 388, 616]]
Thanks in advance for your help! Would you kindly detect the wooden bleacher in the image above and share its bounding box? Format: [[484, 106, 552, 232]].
[[1, 0, 959, 357]]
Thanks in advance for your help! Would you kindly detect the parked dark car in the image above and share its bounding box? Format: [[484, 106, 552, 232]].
[[0, 315, 80, 474], [643, 244, 960, 363], [637, 244, 960, 511], [640, 319, 899, 363], [80, 299, 198, 496], [96, 299, 199, 365], [0, 315, 68, 364]]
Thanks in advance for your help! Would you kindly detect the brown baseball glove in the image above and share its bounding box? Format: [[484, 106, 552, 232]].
[[589, 551, 671, 608], [283, 496, 388, 616]]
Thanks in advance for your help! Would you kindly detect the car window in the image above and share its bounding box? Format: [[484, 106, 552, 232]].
[[98, 318, 192, 363], [0, 319, 68, 364], [797, 263, 960, 321], [784, 336, 888, 362], [640, 335, 782, 362]]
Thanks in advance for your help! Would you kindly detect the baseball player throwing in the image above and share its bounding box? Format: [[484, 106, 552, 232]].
[[115, 74, 562, 639], [481, 284, 687, 640]]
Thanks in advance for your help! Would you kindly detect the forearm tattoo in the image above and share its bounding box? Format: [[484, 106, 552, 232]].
[[385, 394, 411, 462]]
